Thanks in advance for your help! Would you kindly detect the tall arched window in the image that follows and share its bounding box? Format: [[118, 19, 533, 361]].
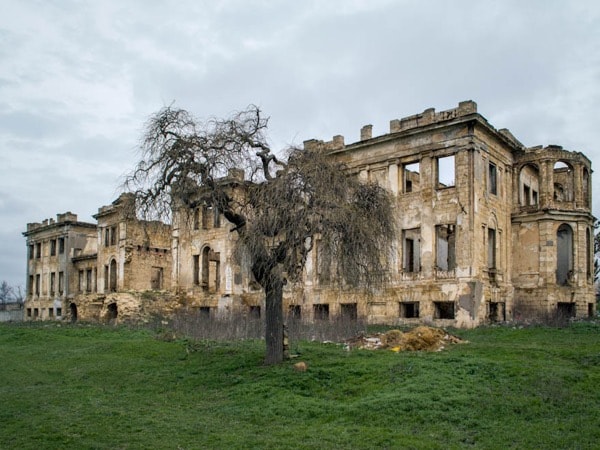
[[519, 163, 540, 206], [109, 259, 117, 292], [553, 161, 574, 202], [556, 224, 574, 285]]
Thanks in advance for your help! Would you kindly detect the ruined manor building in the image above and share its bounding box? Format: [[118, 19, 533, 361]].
[[23, 101, 596, 326]]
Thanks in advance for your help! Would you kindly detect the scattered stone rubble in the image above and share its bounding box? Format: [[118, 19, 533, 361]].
[[344, 326, 466, 352]]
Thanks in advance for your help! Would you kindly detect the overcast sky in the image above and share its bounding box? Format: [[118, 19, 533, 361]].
[[1, 0, 599, 289]]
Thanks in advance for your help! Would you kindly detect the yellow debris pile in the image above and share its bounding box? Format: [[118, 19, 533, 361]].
[[345, 326, 466, 352]]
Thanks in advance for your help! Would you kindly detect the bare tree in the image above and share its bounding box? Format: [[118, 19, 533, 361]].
[[125, 105, 396, 364]]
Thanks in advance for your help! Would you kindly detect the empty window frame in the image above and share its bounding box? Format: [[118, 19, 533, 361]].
[[86, 269, 93, 292], [553, 161, 574, 202], [313, 304, 329, 321], [56, 307, 62, 317], [556, 224, 574, 285], [288, 305, 302, 321], [193, 208, 200, 230], [249, 305, 261, 319], [35, 274, 40, 296], [50, 272, 56, 296], [28, 275, 33, 295], [50, 239, 56, 256], [399, 302, 420, 318], [35, 243, 41, 259], [58, 237, 65, 254], [436, 224, 456, 271], [193, 255, 200, 285], [150, 267, 163, 290], [110, 226, 117, 246], [403, 162, 420, 193], [202, 247, 220, 293], [58, 271, 64, 295], [436, 154, 455, 188], [340, 303, 358, 321], [488, 162, 497, 195], [434, 301, 455, 319], [78, 270, 84, 292], [402, 228, 421, 273], [519, 163, 540, 206], [28, 244, 34, 259], [487, 228, 496, 270]]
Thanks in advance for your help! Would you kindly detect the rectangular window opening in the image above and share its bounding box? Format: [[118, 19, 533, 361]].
[[58, 237, 65, 254], [249, 305, 261, 319], [434, 301, 455, 319], [288, 305, 302, 321], [313, 304, 329, 321], [399, 302, 420, 318], [340, 303, 357, 321], [487, 228, 496, 270], [488, 162, 497, 195], [403, 228, 420, 273], [488, 302, 505, 322], [193, 255, 200, 285], [50, 239, 56, 256], [151, 267, 164, 290], [437, 155, 455, 188], [436, 224, 456, 272], [403, 162, 420, 193]]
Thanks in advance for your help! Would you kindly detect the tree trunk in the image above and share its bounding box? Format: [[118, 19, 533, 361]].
[[264, 273, 284, 365]]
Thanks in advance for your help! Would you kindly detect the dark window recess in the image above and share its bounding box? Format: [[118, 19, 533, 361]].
[[488, 162, 497, 195], [340, 303, 357, 321], [400, 302, 420, 318], [288, 305, 301, 320], [434, 302, 455, 319], [313, 304, 329, 320], [249, 305, 261, 319]]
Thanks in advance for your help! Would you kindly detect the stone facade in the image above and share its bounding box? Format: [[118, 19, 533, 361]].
[[23, 101, 596, 326]]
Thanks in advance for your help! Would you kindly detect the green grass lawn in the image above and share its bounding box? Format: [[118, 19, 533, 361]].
[[1, 322, 600, 449]]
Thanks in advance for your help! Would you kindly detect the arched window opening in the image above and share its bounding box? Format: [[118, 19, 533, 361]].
[[518, 164, 540, 206], [556, 224, 574, 285], [109, 259, 117, 292], [553, 161, 574, 202], [201, 246, 220, 293]]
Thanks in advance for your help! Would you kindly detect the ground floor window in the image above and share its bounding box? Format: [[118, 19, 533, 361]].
[[434, 301, 455, 319], [249, 305, 261, 319], [488, 302, 505, 322], [399, 302, 420, 318], [313, 304, 329, 321], [340, 303, 357, 321], [557, 302, 575, 319], [288, 305, 301, 320]]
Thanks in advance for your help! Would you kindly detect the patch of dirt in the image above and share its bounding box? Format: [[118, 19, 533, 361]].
[[344, 326, 466, 352]]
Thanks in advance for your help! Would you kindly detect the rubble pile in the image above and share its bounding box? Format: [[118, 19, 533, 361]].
[[345, 326, 466, 352]]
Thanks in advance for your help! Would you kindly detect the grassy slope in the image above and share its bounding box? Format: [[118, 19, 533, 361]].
[[1, 322, 600, 449]]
